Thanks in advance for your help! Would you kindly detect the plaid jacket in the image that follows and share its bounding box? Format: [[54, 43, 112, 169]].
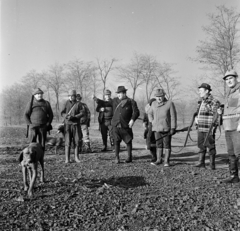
[[197, 94, 220, 132]]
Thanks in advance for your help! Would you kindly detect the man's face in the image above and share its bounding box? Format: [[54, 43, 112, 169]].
[[198, 88, 209, 98], [34, 93, 43, 101], [69, 95, 76, 101], [117, 92, 126, 100], [104, 94, 111, 101], [225, 76, 237, 88], [76, 96, 81, 101], [155, 95, 164, 103]]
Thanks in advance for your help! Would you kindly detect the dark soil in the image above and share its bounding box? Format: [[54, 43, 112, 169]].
[[0, 124, 240, 231]]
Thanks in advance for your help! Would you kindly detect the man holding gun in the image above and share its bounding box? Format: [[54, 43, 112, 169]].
[[194, 83, 221, 170], [218, 70, 240, 183]]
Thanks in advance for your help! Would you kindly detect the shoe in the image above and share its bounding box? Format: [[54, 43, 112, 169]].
[[101, 147, 107, 152], [222, 175, 240, 183]]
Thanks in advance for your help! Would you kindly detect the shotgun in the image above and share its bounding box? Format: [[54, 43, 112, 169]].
[[203, 104, 224, 146], [183, 112, 197, 147], [26, 95, 34, 138], [155, 126, 190, 142]]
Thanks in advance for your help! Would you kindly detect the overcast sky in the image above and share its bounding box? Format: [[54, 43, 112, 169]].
[[1, 0, 240, 94]]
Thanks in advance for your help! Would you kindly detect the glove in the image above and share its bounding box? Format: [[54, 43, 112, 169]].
[[148, 122, 152, 130], [170, 128, 176, 135]]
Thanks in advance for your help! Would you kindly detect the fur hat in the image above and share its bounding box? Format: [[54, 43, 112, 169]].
[[33, 88, 44, 95]]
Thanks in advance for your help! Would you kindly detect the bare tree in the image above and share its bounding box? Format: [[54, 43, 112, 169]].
[[65, 59, 93, 97], [96, 58, 116, 97], [118, 53, 145, 100], [21, 69, 42, 91], [155, 63, 179, 100], [141, 54, 159, 102], [194, 5, 240, 96], [43, 63, 66, 121]]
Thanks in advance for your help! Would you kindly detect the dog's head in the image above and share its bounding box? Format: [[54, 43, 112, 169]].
[[21, 146, 37, 165]]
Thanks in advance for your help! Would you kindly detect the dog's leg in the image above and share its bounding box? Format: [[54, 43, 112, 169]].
[[22, 166, 28, 191], [28, 164, 37, 197], [39, 157, 45, 183]]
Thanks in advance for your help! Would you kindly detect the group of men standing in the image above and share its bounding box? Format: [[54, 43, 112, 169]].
[[22, 69, 240, 183]]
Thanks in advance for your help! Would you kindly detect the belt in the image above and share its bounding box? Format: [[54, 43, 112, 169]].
[[222, 113, 240, 119]]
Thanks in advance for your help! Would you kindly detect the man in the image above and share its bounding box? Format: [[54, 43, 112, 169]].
[[143, 98, 157, 164], [61, 90, 85, 163], [96, 89, 114, 151], [94, 86, 140, 163], [194, 83, 221, 170], [218, 70, 240, 183], [76, 93, 92, 153], [148, 89, 177, 167], [24, 88, 53, 152]]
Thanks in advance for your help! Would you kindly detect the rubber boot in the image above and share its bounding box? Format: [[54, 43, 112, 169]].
[[209, 155, 216, 170], [164, 149, 171, 167], [115, 142, 120, 164], [74, 146, 81, 163], [78, 140, 83, 154], [223, 157, 240, 183], [86, 142, 92, 153], [125, 142, 133, 163], [150, 147, 157, 163], [101, 141, 107, 152], [194, 152, 206, 168], [65, 146, 70, 164], [151, 148, 163, 165]]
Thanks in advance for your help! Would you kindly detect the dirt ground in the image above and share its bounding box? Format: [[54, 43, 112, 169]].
[[0, 121, 240, 231]]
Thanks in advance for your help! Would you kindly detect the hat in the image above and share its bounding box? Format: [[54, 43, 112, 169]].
[[33, 88, 44, 95], [68, 90, 77, 96], [223, 70, 238, 80], [116, 86, 127, 93], [198, 83, 212, 91], [105, 89, 111, 95], [154, 89, 165, 97]]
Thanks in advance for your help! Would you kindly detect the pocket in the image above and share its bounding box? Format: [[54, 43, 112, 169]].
[[228, 98, 238, 107]]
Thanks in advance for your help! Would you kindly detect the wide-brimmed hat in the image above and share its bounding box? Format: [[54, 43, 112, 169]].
[[68, 90, 77, 96], [105, 89, 111, 95], [223, 70, 238, 80], [33, 88, 44, 95], [198, 83, 212, 91], [154, 89, 165, 97], [116, 86, 127, 93]]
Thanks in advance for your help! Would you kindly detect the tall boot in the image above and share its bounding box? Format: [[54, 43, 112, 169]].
[[151, 148, 163, 165], [65, 146, 70, 164], [115, 142, 120, 164], [125, 142, 133, 163], [194, 152, 206, 168], [74, 146, 81, 163], [209, 155, 216, 170], [164, 149, 171, 167], [223, 157, 240, 183]]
